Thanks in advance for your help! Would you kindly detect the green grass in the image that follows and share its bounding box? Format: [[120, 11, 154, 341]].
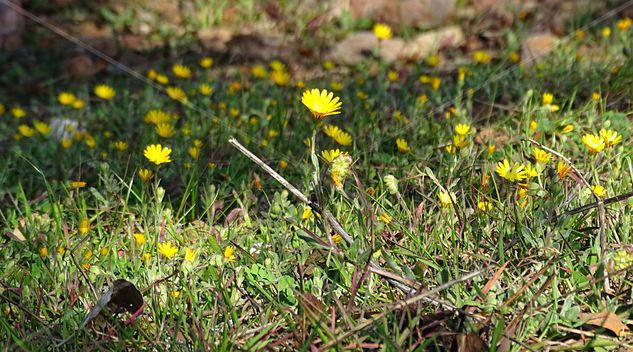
[[1, 5, 633, 350]]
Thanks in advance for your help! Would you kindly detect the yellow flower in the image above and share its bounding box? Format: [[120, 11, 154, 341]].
[[330, 81, 344, 91], [477, 201, 493, 212], [60, 137, 71, 148], [373, 23, 393, 40], [452, 134, 469, 149], [533, 147, 552, 164], [166, 86, 188, 103], [33, 121, 51, 136], [147, 69, 157, 80], [155, 123, 176, 138], [592, 184, 606, 198], [94, 84, 116, 100], [199, 57, 213, 68], [18, 124, 36, 138], [509, 51, 520, 63], [332, 234, 343, 244], [322, 60, 334, 70], [557, 161, 572, 179], [100, 247, 108, 257], [251, 64, 267, 78], [69, 181, 86, 189], [582, 133, 605, 154], [487, 144, 496, 155], [156, 74, 169, 85], [396, 138, 411, 153], [599, 129, 621, 148], [142, 253, 151, 262], [525, 163, 540, 179], [561, 124, 574, 134], [323, 124, 342, 138], [472, 50, 491, 64], [79, 218, 90, 234], [144, 109, 171, 125], [417, 94, 428, 105], [57, 246, 65, 256], [617, 17, 632, 30], [455, 123, 471, 136], [0, 103, 4, 115], [334, 131, 352, 146], [224, 245, 236, 262], [171, 291, 181, 298], [172, 64, 192, 78], [431, 77, 441, 91], [387, 70, 399, 82], [71, 99, 85, 109], [426, 54, 440, 67], [530, 120, 538, 131], [188, 145, 201, 159], [138, 168, 154, 182], [495, 159, 527, 182], [12, 107, 26, 119], [601, 26, 611, 37], [114, 140, 128, 151], [158, 241, 178, 259], [144, 144, 172, 165], [302, 206, 313, 220], [199, 83, 213, 96], [270, 60, 286, 71], [82, 263, 91, 271], [134, 233, 146, 245], [301, 89, 342, 119], [279, 160, 288, 169], [40, 247, 48, 257], [438, 191, 456, 208], [58, 92, 76, 105], [379, 212, 392, 224], [83, 249, 93, 260], [445, 144, 455, 154], [271, 70, 291, 86], [84, 135, 96, 148], [592, 92, 601, 101], [228, 81, 241, 95], [184, 248, 197, 263]]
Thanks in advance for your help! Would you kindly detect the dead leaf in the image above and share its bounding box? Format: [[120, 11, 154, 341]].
[[5, 229, 25, 242], [456, 332, 487, 352], [581, 311, 629, 337], [521, 32, 557, 66]]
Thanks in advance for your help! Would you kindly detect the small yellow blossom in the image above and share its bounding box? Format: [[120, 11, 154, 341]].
[[94, 84, 116, 100], [302, 207, 313, 220], [138, 168, 154, 182], [82, 263, 91, 271], [172, 64, 192, 78], [525, 163, 540, 179], [530, 120, 538, 131], [100, 247, 108, 257], [199, 83, 213, 96], [156, 74, 169, 85], [18, 124, 36, 138], [155, 123, 176, 138], [78, 218, 90, 234], [145, 109, 171, 125], [472, 50, 491, 64], [533, 147, 552, 164], [171, 291, 181, 298], [487, 144, 496, 155], [380, 212, 392, 224], [417, 94, 428, 105], [279, 160, 288, 169], [477, 201, 493, 212], [270, 60, 285, 71], [134, 233, 146, 245], [57, 246, 65, 256], [387, 70, 399, 82], [199, 57, 213, 68], [251, 64, 267, 78], [147, 69, 157, 80], [83, 249, 93, 260], [334, 131, 352, 146], [144, 144, 172, 165], [592, 92, 601, 101], [582, 133, 605, 154], [592, 184, 606, 198], [373, 23, 393, 40], [426, 54, 440, 67], [601, 26, 611, 37], [438, 191, 456, 208], [330, 81, 344, 91], [40, 247, 48, 257], [271, 70, 291, 86], [184, 248, 197, 263], [496, 159, 527, 182], [188, 146, 201, 159], [561, 124, 574, 134], [452, 134, 469, 149], [11, 107, 26, 119], [58, 92, 76, 105], [142, 253, 151, 262], [224, 245, 236, 262], [166, 86, 188, 103], [431, 77, 442, 91], [158, 241, 178, 259], [332, 234, 343, 244], [599, 129, 621, 148], [323, 124, 342, 138], [70, 180, 86, 189], [114, 140, 128, 151], [455, 123, 471, 136], [557, 161, 572, 178], [617, 17, 632, 30], [396, 138, 412, 153]]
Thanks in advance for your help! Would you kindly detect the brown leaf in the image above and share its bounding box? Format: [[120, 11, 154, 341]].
[[456, 332, 487, 352], [581, 311, 629, 337], [5, 228, 25, 242]]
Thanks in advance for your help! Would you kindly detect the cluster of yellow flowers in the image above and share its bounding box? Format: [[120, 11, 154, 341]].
[[445, 123, 472, 153], [582, 129, 622, 154]]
